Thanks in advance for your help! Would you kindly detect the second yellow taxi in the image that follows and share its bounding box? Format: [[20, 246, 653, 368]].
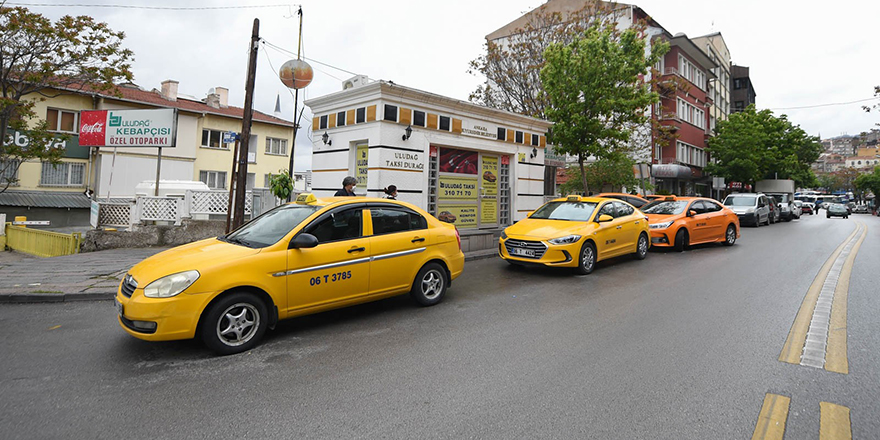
[[499, 195, 650, 274], [114, 194, 464, 355]]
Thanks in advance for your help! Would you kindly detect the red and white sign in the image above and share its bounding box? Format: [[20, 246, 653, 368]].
[[79, 109, 177, 147]]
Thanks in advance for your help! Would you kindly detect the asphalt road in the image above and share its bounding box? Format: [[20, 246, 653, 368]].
[[1, 213, 878, 439]]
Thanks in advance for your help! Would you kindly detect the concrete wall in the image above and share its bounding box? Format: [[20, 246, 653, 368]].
[[81, 219, 226, 252]]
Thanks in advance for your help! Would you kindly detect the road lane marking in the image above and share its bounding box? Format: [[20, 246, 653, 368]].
[[779, 224, 859, 365], [751, 393, 790, 440], [779, 222, 865, 373], [825, 222, 866, 374], [820, 402, 852, 440]]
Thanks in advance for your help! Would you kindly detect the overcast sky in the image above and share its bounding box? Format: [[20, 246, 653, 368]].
[[18, 0, 880, 170]]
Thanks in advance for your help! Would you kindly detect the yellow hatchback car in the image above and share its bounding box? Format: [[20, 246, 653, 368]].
[[115, 194, 464, 355], [499, 195, 650, 274]]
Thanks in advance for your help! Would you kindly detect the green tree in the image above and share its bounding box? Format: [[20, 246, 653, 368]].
[[0, 6, 134, 192], [855, 166, 880, 205], [558, 155, 645, 195], [267, 170, 294, 201], [540, 25, 667, 195], [706, 105, 822, 188]]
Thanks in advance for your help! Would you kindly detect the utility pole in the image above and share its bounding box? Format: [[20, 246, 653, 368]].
[[287, 6, 304, 202], [225, 135, 241, 233], [232, 18, 260, 230]]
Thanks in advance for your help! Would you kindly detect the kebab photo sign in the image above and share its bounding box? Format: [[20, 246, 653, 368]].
[[79, 108, 178, 197]]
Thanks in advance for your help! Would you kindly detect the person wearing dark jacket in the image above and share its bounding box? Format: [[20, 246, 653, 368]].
[[334, 176, 358, 197], [384, 185, 398, 200]]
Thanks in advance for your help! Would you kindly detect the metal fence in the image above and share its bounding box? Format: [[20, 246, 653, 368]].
[[4, 223, 82, 258]]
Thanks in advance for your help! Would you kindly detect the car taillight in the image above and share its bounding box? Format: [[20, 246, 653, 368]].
[[455, 228, 461, 251]]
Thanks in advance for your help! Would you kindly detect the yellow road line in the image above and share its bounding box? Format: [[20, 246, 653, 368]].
[[752, 393, 791, 440], [779, 226, 860, 364], [820, 402, 852, 440], [825, 222, 866, 374]]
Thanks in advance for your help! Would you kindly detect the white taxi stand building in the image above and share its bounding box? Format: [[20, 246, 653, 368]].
[[305, 81, 551, 250]]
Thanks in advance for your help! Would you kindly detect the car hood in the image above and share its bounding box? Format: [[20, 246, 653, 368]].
[[645, 213, 684, 224], [128, 237, 261, 287], [505, 218, 591, 239], [727, 206, 756, 214]]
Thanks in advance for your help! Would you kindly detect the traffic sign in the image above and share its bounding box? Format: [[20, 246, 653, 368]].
[[223, 132, 238, 143]]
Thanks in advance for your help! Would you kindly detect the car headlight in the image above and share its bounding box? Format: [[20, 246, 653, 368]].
[[548, 234, 581, 245], [500, 230, 508, 240], [745, 207, 756, 214], [649, 221, 674, 229], [143, 270, 200, 298]]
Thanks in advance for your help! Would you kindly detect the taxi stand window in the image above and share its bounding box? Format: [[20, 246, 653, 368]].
[[306, 209, 363, 244], [371, 208, 427, 236], [223, 204, 320, 248]]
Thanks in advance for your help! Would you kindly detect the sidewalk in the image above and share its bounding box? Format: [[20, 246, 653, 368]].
[[0, 247, 497, 303]]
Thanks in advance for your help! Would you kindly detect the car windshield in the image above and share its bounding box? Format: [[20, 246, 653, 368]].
[[794, 201, 802, 206], [531, 201, 597, 221], [724, 196, 757, 206], [641, 200, 689, 215], [771, 194, 790, 203], [223, 204, 320, 248]]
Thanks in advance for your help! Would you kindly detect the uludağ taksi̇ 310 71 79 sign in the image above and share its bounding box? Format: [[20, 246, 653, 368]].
[[79, 109, 178, 147]]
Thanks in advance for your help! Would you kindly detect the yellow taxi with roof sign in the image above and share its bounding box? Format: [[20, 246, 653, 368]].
[[499, 195, 650, 274], [115, 193, 464, 355]]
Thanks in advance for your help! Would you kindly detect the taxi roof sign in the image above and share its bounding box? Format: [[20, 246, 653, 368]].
[[295, 193, 317, 205], [566, 195, 581, 202]]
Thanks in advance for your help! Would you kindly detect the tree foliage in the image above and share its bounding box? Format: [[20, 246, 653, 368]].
[[558, 155, 645, 195], [468, 1, 621, 119], [0, 6, 134, 192], [540, 24, 667, 194], [862, 85, 880, 126], [706, 105, 823, 188], [268, 170, 294, 201], [854, 166, 880, 202]]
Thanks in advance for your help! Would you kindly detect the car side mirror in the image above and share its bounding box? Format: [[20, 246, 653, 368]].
[[289, 233, 319, 249], [596, 214, 614, 223], [688, 210, 697, 217]]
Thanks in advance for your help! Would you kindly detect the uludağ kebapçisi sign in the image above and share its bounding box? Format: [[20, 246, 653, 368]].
[[79, 109, 178, 147]]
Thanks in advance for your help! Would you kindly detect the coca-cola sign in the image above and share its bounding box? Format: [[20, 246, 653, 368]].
[[79, 109, 177, 147]]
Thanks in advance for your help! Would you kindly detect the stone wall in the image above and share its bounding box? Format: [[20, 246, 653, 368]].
[[81, 219, 227, 252]]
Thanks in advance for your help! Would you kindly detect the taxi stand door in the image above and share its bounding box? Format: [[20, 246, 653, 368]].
[[286, 208, 371, 312], [366, 208, 429, 296]]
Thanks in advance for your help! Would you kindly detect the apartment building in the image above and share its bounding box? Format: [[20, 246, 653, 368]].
[[692, 32, 732, 131], [731, 65, 757, 112]]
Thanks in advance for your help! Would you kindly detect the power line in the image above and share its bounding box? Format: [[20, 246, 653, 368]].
[[6, 2, 298, 10], [769, 97, 879, 111]]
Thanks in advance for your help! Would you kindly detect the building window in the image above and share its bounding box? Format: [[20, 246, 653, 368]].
[[678, 55, 706, 91], [515, 131, 523, 144], [46, 108, 78, 133], [413, 110, 426, 127], [199, 170, 227, 190], [40, 162, 85, 186], [356, 107, 366, 124], [319, 115, 328, 129], [336, 111, 346, 127], [439, 116, 451, 131], [201, 129, 231, 149], [677, 98, 705, 129], [384, 105, 398, 122], [531, 134, 539, 146], [265, 137, 288, 156], [734, 79, 742, 89], [1, 159, 21, 186], [497, 127, 506, 141]]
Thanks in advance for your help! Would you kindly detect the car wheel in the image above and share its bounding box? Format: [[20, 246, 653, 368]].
[[574, 241, 597, 275], [673, 229, 688, 252], [634, 233, 649, 260], [723, 224, 736, 246], [410, 262, 447, 306], [200, 292, 268, 356], [827, 214, 831, 218]]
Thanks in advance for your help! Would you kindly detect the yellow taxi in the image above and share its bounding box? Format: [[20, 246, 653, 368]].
[[642, 196, 740, 251], [115, 194, 464, 355], [499, 195, 650, 274]]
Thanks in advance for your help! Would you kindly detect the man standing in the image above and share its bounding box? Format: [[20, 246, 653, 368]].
[[334, 176, 358, 197]]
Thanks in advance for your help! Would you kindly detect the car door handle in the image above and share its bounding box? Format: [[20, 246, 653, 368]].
[[347, 247, 366, 253], [411, 237, 425, 243], [616, 225, 622, 230]]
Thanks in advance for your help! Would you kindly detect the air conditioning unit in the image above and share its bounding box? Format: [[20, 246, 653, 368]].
[[342, 75, 371, 90]]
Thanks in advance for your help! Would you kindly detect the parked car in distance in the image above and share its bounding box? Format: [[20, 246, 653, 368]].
[[769, 193, 798, 221], [114, 194, 465, 355], [845, 202, 855, 215], [596, 192, 649, 208], [793, 200, 809, 216], [723, 193, 771, 227], [642, 196, 740, 251], [826, 203, 849, 219], [644, 195, 669, 202], [499, 195, 650, 275], [853, 204, 869, 214], [800, 201, 815, 215]]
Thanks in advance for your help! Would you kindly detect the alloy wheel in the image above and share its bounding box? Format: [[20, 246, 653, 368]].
[[216, 302, 260, 347]]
